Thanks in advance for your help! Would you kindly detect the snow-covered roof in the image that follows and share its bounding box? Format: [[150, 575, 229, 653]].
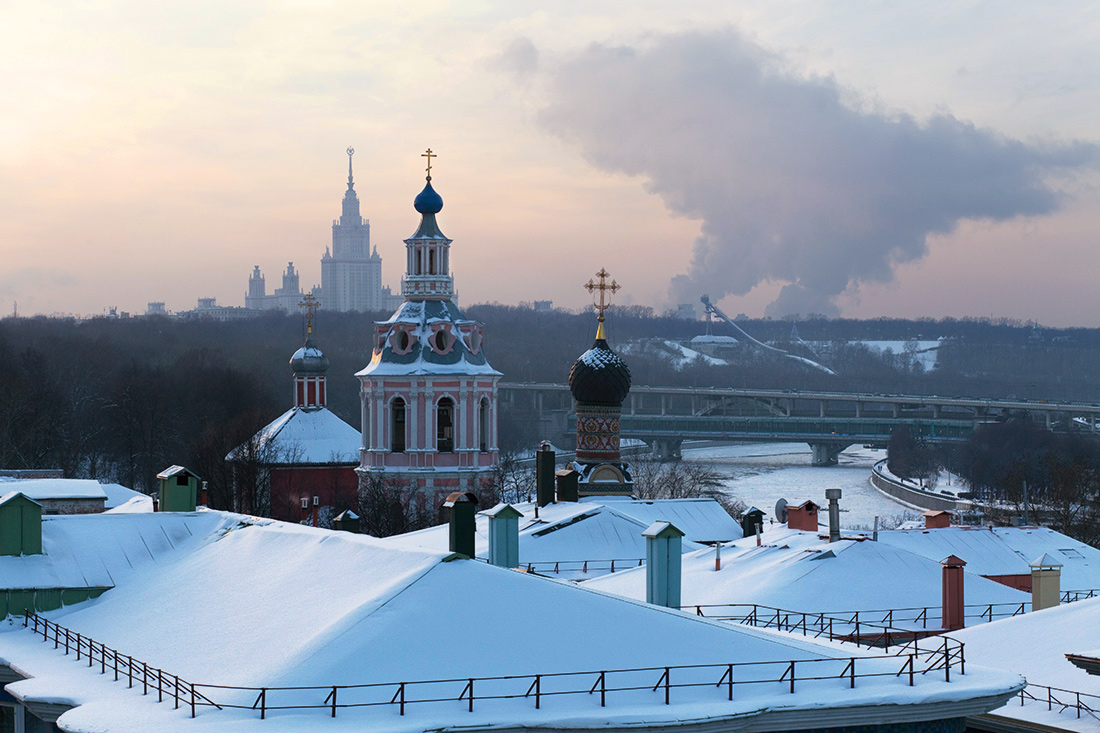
[[0, 512, 1023, 732], [0, 478, 107, 501], [356, 299, 501, 378], [100, 483, 145, 510], [953, 596, 1100, 731], [875, 526, 1100, 590], [384, 498, 742, 577], [584, 530, 1028, 614], [0, 512, 235, 590], [231, 406, 361, 465]]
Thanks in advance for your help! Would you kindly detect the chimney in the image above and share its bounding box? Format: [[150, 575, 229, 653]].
[[555, 467, 580, 503], [0, 492, 43, 556], [923, 510, 951, 529], [941, 555, 967, 630], [1029, 554, 1063, 611], [312, 496, 320, 527], [536, 442, 556, 507], [443, 491, 479, 558], [786, 500, 820, 532], [825, 489, 842, 542], [333, 509, 360, 533], [643, 521, 685, 608], [486, 504, 524, 568]]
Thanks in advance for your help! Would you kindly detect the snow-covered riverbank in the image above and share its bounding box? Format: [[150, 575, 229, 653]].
[[683, 442, 923, 530]]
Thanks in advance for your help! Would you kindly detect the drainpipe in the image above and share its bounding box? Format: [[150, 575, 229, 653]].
[[941, 555, 967, 631], [487, 504, 523, 568], [643, 521, 685, 608], [825, 488, 842, 542], [1030, 554, 1063, 611]]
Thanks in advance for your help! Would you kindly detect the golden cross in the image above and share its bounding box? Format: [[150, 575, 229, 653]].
[[299, 292, 320, 334], [584, 268, 621, 322], [422, 148, 436, 178]]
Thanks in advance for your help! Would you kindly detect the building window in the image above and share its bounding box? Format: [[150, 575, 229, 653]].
[[437, 397, 454, 453], [479, 398, 490, 452], [391, 398, 406, 453]]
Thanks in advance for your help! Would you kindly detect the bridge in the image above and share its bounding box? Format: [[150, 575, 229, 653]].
[[499, 383, 1100, 465]]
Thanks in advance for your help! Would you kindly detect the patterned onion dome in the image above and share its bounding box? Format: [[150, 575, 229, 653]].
[[290, 337, 330, 375], [413, 180, 444, 214], [568, 336, 632, 406]]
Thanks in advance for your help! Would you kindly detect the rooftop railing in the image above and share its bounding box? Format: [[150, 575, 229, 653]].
[[23, 611, 965, 722]]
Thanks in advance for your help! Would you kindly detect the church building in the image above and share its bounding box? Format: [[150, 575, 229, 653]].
[[356, 151, 501, 519], [228, 299, 361, 526]]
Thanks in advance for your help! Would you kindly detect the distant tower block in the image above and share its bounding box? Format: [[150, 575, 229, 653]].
[[321, 146, 389, 312], [567, 268, 633, 496], [355, 151, 501, 521]]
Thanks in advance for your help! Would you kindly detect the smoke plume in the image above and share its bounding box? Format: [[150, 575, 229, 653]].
[[530, 30, 1096, 317]]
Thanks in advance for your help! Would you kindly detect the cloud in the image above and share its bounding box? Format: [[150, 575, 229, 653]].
[[492, 36, 540, 80], [534, 30, 1098, 317]]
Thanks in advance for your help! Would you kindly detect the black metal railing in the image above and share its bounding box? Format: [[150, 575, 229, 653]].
[[523, 558, 644, 575], [688, 601, 1039, 633], [24, 611, 963, 721], [1017, 683, 1100, 720]]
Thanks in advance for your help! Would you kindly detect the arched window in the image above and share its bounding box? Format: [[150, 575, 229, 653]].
[[479, 398, 490, 452], [428, 248, 436, 275], [391, 398, 406, 453], [437, 397, 454, 453]]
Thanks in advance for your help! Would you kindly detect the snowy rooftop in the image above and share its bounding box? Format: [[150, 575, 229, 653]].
[[875, 525, 1100, 590], [0, 478, 106, 501], [952, 596, 1100, 731], [384, 498, 742, 577], [231, 406, 361, 465], [357, 299, 501, 378], [584, 528, 1029, 616], [0, 512, 237, 590], [1, 511, 1023, 731]]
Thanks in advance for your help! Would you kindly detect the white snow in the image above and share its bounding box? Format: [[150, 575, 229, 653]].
[[0, 511, 1023, 732], [233, 406, 361, 465], [952, 596, 1100, 731], [0, 478, 106, 501], [385, 498, 741, 577], [100, 483, 146, 509], [584, 528, 1029, 616]]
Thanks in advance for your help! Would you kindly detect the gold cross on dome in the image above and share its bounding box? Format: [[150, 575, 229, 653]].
[[299, 292, 320, 334], [584, 268, 621, 322], [422, 148, 436, 178]]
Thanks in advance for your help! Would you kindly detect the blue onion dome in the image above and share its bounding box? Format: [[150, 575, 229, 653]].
[[413, 179, 444, 214], [290, 337, 330, 375], [568, 335, 632, 406]]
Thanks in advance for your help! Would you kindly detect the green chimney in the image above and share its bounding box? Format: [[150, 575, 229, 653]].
[[156, 466, 200, 512], [443, 492, 479, 558], [486, 504, 523, 568], [643, 520, 684, 608], [0, 492, 43, 556]]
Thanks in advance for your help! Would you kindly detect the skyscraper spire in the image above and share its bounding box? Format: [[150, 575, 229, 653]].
[[346, 146, 355, 190]]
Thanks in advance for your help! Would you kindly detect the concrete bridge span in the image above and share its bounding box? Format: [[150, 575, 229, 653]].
[[499, 383, 1100, 466]]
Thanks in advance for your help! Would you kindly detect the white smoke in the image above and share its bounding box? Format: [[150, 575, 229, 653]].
[[525, 30, 1096, 317]]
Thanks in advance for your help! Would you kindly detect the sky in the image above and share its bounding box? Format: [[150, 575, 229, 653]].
[[1, 1, 1098, 325]]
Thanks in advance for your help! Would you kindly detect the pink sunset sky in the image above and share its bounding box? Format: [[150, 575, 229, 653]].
[[1, 1, 1097, 324]]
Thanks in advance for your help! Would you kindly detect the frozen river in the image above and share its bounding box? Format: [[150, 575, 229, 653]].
[[684, 442, 924, 531]]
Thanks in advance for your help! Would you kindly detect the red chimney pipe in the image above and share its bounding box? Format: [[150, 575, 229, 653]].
[[941, 554, 967, 631]]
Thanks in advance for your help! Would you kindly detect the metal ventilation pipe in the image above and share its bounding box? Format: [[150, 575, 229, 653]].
[[825, 488, 842, 543]]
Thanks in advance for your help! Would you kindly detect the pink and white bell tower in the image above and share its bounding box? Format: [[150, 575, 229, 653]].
[[355, 151, 501, 521]]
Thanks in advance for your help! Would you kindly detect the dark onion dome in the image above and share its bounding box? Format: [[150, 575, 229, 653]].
[[290, 337, 330, 375], [413, 179, 443, 214], [568, 334, 632, 406]]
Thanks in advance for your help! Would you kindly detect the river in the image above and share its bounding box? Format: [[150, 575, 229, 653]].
[[683, 442, 924, 530]]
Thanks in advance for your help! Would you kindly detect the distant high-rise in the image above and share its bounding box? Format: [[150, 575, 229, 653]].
[[244, 148, 399, 315], [320, 147, 397, 312], [244, 262, 307, 313]]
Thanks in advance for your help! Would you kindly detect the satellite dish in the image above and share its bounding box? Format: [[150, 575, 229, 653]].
[[774, 498, 788, 524]]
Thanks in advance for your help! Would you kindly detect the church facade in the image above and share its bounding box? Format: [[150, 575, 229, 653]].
[[356, 153, 500, 520]]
